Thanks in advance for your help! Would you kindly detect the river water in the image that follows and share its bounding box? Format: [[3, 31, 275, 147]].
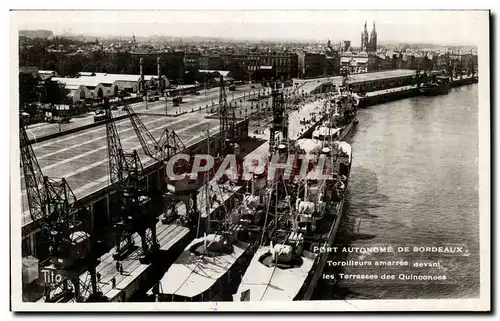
[[314, 84, 480, 300]]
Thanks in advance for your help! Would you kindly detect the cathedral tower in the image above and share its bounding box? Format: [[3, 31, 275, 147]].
[[369, 21, 378, 52], [361, 21, 369, 51]]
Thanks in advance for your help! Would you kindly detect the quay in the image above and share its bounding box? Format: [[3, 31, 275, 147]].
[[36, 179, 242, 303], [20, 109, 250, 261], [21, 68, 477, 303], [295, 70, 478, 109], [356, 75, 478, 108]]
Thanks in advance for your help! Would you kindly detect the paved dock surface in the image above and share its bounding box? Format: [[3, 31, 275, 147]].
[[36, 221, 190, 303], [90, 222, 190, 302], [20, 112, 221, 226], [20, 82, 312, 227], [25, 84, 259, 140], [249, 96, 327, 144]]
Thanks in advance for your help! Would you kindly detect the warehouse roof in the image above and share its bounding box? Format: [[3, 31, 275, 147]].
[[75, 72, 158, 83], [52, 72, 159, 90], [295, 69, 416, 93], [52, 77, 103, 88]]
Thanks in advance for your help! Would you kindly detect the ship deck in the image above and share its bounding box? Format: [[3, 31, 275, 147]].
[[156, 239, 249, 299], [234, 246, 315, 301], [250, 98, 328, 143]]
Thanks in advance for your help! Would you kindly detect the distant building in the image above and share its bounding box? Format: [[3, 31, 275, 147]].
[[198, 55, 223, 70], [361, 21, 377, 52], [38, 70, 59, 80], [19, 66, 39, 78], [297, 51, 326, 78], [244, 53, 261, 76], [52, 72, 159, 103], [184, 51, 200, 69], [19, 29, 53, 39], [361, 21, 369, 52], [19, 67, 58, 80], [341, 41, 351, 52], [256, 52, 298, 81], [368, 22, 378, 52], [220, 51, 297, 82], [340, 51, 376, 73]]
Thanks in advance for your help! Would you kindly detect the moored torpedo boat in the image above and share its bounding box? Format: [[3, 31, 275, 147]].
[[419, 75, 450, 96], [233, 139, 353, 301], [150, 173, 269, 302], [312, 68, 359, 142]]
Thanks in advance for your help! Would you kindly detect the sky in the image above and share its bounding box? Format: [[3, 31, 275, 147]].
[[12, 10, 488, 46]]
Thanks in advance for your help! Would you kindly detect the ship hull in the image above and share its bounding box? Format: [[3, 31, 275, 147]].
[[234, 118, 355, 302], [419, 84, 450, 96], [287, 117, 356, 300], [300, 199, 344, 300]]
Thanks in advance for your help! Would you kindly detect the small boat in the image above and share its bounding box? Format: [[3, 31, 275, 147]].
[[419, 76, 450, 96]]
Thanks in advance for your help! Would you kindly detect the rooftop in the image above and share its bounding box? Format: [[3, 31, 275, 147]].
[[295, 69, 416, 93]]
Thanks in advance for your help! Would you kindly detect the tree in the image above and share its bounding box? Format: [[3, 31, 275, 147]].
[[42, 80, 69, 107], [19, 73, 39, 110], [183, 67, 199, 85], [227, 61, 246, 81]]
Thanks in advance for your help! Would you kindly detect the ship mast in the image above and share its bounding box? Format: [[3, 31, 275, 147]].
[[204, 128, 211, 235]]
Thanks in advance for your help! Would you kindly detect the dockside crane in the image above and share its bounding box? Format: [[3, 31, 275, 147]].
[[103, 99, 159, 264], [218, 75, 237, 156], [20, 116, 106, 302], [122, 58, 200, 226], [269, 66, 288, 150], [124, 104, 185, 163], [122, 101, 201, 228]]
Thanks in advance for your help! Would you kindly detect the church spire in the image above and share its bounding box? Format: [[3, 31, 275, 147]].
[[362, 20, 369, 51], [369, 21, 377, 52]]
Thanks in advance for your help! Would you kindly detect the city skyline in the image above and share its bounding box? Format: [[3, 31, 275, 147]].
[[13, 10, 486, 46]]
